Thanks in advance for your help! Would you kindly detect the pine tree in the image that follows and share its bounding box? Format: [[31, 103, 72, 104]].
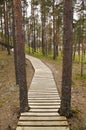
[[59, 0, 73, 117], [13, 0, 29, 112]]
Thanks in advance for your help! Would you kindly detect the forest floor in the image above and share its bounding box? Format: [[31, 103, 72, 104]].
[[0, 50, 86, 130]]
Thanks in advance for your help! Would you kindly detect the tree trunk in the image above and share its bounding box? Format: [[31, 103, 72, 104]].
[[0, 7, 4, 50], [12, 0, 19, 85], [33, 17, 36, 52], [53, 0, 56, 60], [80, 0, 85, 77], [13, 0, 29, 112], [4, 0, 10, 55], [81, 42, 84, 77], [59, 0, 73, 117], [41, 0, 46, 55], [55, 19, 59, 57]]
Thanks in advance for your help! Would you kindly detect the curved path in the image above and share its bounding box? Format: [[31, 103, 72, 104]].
[[16, 55, 69, 130]]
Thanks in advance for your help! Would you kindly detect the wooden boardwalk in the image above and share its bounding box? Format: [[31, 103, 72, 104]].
[[16, 55, 70, 130]]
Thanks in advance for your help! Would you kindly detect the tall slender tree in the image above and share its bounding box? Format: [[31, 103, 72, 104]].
[[4, 0, 10, 55], [59, 0, 73, 117], [13, 0, 28, 112], [80, 0, 85, 77], [53, 0, 56, 59], [41, 0, 46, 55]]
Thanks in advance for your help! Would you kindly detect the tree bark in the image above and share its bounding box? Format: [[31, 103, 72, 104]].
[[13, 0, 29, 112], [4, 0, 10, 55], [41, 0, 46, 55], [53, 0, 56, 60], [59, 0, 73, 117], [12, 0, 19, 85]]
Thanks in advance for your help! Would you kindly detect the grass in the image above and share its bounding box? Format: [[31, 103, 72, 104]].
[[25, 44, 62, 62], [73, 53, 86, 64], [75, 74, 86, 80], [25, 44, 86, 65], [25, 44, 86, 76]]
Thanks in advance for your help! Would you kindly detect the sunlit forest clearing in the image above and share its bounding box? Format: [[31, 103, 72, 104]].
[[0, 0, 86, 130]]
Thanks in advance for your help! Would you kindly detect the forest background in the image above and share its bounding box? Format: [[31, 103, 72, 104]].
[[0, 0, 86, 130]]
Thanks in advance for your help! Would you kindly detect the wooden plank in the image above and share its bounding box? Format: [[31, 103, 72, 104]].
[[28, 97, 60, 100], [28, 99, 60, 103], [19, 116, 67, 121], [29, 109, 59, 113], [29, 102, 60, 105], [16, 126, 70, 130], [29, 91, 58, 93], [21, 112, 59, 116], [28, 94, 59, 98], [18, 121, 68, 126], [29, 105, 60, 109], [29, 93, 59, 95], [29, 87, 57, 91], [29, 88, 57, 91]]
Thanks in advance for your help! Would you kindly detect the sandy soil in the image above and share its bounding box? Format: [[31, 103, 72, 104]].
[[0, 50, 86, 130], [0, 50, 34, 130]]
